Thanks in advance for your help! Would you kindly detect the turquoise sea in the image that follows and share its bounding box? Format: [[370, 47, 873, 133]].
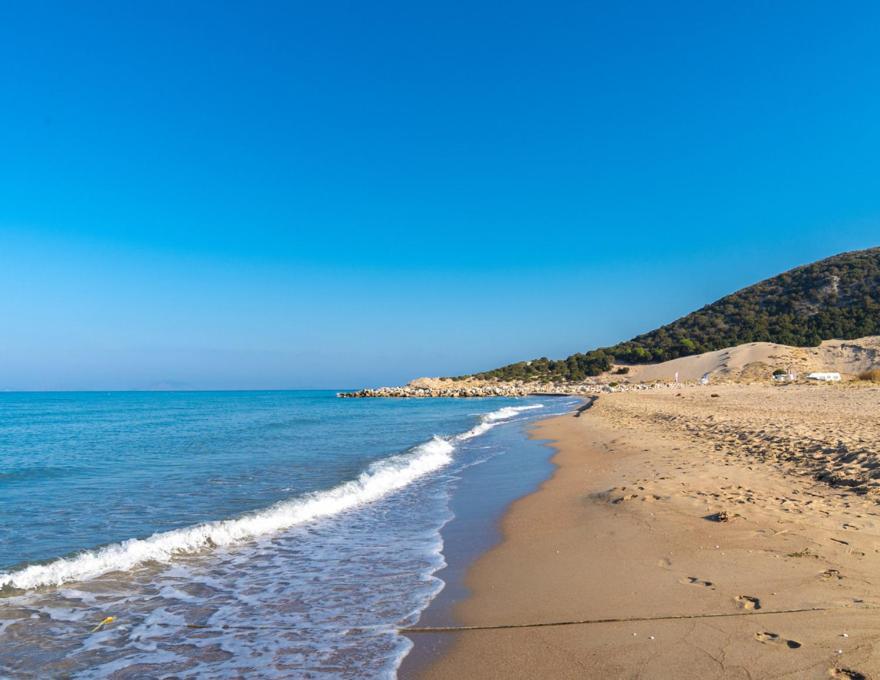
[[0, 391, 576, 678]]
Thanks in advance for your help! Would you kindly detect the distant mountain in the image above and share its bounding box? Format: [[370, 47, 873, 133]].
[[473, 247, 880, 381]]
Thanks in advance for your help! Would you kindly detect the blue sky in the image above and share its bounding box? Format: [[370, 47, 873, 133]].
[[1, 1, 878, 389]]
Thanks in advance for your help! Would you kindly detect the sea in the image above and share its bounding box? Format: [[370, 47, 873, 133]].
[[0, 391, 577, 678]]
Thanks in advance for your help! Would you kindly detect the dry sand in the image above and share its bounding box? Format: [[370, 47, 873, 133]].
[[410, 384, 880, 679], [619, 336, 880, 383]]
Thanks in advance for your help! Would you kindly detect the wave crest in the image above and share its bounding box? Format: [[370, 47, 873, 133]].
[[0, 402, 543, 592]]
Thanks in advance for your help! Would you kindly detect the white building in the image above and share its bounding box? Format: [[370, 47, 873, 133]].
[[807, 372, 841, 382]]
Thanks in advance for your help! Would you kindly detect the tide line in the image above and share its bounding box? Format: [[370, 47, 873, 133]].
[[400, 604, 866, 633]]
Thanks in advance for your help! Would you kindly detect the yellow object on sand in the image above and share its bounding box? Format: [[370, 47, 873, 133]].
[[90, 616, 115, 633]]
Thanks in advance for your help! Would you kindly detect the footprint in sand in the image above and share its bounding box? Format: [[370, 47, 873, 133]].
[[682, 576, 714, 588], [829, 669, 868, 680], [735, 595, 761, 610], [755, 631, 801, 649]]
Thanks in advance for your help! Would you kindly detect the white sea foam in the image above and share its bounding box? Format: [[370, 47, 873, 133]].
[[457, 403, 543, 441], [483, 404, 544, 423], [0, 402, 544, 592]]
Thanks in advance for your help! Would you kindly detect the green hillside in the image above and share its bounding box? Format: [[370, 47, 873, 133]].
[[473, 247, 880, 382]]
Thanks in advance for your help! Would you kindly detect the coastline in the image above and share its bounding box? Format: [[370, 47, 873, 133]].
[[398, 400, 575, 677], [0, 394, 569, 678], [408, 384, 880, 679]]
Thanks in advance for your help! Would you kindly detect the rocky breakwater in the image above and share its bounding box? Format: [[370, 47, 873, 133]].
[[338, 384, 548, 398], [337, 375, 709, 398], [336, 377, 649, 398]]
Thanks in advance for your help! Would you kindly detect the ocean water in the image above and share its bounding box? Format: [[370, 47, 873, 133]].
[[0, 391, 576, 678]]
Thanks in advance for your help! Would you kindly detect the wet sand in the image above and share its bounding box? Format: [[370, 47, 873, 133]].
[[409, 384, 880, 679]]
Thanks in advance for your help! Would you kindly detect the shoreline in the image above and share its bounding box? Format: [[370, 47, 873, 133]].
[[399, 400, 576, 677], [0, 395, 571, 678], [409, 384, 880, 679]]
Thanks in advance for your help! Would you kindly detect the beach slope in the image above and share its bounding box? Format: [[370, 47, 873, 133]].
[[413, 384, 880, 679]]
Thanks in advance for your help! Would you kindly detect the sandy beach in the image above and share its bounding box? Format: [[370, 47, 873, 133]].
[[410, 384, 880, 679]]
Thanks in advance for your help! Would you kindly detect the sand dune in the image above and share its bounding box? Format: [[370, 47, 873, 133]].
[[618, 336, 880, 383], [398, 337, 880, 396]]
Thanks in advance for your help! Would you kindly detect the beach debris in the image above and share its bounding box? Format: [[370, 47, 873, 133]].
[[90, 616, 116, 633], [705, 510, 730, 522]]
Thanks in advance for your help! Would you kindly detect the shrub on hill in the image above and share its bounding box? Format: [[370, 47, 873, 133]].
[[473, 247, 880, 381]]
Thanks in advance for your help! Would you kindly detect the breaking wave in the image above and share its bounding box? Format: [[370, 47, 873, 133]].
[[0, 403, 544, 592]]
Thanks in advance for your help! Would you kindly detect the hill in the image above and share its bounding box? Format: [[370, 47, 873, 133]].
[[472, 247, 880, 382]]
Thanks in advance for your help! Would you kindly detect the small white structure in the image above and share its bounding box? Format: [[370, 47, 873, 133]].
[[700, 372, 711, 385], [807, 372, 841, 382]]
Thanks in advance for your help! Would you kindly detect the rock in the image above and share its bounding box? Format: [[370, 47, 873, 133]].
[[336, 378, 706, 398]]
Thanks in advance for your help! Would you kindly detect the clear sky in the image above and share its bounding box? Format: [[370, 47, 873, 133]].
[[1, 1, 878, 390]]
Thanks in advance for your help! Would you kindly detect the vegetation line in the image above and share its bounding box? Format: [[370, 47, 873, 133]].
[[468, 247, 880, 382]]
